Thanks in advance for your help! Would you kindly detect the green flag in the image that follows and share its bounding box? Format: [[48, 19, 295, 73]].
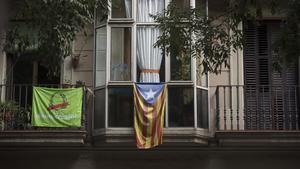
[[31, 87, 83, 127]]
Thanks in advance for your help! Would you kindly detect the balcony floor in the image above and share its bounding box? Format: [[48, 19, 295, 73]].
[[0, 130, 87, 146], [215, 130, 300, 147]]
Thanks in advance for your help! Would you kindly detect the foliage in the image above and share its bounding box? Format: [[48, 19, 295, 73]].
[[153, 0, 292, 74], [0, 101, 30, 130], [4, 0, 299, 76], [4, 0, 108, 76], [153, 2, 240, 74], [273, 0, 300, 68]]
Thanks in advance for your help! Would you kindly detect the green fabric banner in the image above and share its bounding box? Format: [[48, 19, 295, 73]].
[[31, 87, 83, 127]]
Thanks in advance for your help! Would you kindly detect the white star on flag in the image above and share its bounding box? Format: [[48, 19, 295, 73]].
[[145, 88, 156, 100]]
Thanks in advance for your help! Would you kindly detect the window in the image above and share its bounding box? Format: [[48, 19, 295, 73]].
[[197, 88, 208, 128], [94, 0, 210, 134], [169, 1, 192, 81], [195, 0, 206, 9], [168, 86, 194, 127], [137, 0, 164, 22], [170, 51, 191, 81], [94, 89, 106, 129], [196, 47, 209, 130], [173, 0, 190, 11], [244, 21, 299, 130], [111, 0, 132, 18], [110, 27, 132, 81], [96, 7, 107, 26], [196, 58, 208, 87], [108, 87, 133, 127], [95, 27, 107, 87], [136, 0, 165, 83]]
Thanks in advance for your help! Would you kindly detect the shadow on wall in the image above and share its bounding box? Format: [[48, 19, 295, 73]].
[[0, 0, 9, 29], [0, 0, 15, 44]]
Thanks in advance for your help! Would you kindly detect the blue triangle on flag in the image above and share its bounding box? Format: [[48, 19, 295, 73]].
[[136, 83, 164, 105]]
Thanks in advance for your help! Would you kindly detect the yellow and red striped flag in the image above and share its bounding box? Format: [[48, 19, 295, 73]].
[[133, 83, 167, 149]]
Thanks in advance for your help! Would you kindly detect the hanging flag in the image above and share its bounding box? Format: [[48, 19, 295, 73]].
[[134, 83, 167, 149], [31, 87, 83, 127]]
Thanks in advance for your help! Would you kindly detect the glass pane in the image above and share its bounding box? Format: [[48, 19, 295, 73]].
[[137, 0, 164, 22], [96, 7, 107, 26], [112, 0, 132, 18], [197, 88, 208, 128], [173, 0, 190, 11], [94, 88, 106, 129], [196, 0, 206, 9], [195, 0, 206, 15], [111, 27, 131, 81], [108, 87, 133, 127], [168, 87, 194, 127], [96, 27, 107, 87], [205, 0, 227, 17], [170, 51, 191, 81], [196, 58, 208, 87]]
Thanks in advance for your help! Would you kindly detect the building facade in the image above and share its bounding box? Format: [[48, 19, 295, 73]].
[[1, 0, 300, 169]]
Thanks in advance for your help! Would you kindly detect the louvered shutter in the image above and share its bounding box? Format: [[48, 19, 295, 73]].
[[269, 22, 298, 130], [244, 21, 298, 130], [244, 22, 259, 129], [244, 22, 272, 130]]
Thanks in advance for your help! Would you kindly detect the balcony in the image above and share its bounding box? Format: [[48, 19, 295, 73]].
[[215, 85, 300, 147], [0, 84, 87, 146]]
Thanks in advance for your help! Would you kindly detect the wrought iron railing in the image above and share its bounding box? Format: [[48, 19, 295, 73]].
[[0, 84, 87, 131], [216, 85, 300, 131]]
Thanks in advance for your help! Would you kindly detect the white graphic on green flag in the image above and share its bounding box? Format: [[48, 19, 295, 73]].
[[31, 87, 83, 127]]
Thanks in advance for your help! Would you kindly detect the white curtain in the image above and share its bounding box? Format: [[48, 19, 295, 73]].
[[124, 0, 132, 18], [137, 27, 162, 82], [137, 0, 164, 22], [137, 0, 164, 83]]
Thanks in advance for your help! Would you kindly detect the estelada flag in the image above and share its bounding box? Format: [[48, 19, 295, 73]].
[[31, 87, 83, 127], [133, 83, 167, 149]]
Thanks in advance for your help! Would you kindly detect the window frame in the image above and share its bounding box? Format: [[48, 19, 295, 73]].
[[95, 26, 108, 88], [93, 0, 211, 134]]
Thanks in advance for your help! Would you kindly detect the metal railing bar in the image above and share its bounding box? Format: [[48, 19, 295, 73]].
[[216, 85, 300, 131]]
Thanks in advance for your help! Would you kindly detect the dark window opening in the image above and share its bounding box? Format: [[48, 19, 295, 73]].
[[108, 87, 133, 127], [168, 86, 194, 127]]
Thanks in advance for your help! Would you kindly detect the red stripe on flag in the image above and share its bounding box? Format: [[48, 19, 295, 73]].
[[134, 92, 145, 149], [157, 120, 162, 144], [150, 102, 157, 147], [142, 102, 148, 147], [157, 89, 166, 145]]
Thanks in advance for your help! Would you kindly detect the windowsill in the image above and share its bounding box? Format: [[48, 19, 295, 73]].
[[106, 81, 197, 86], [93, 128, 211, 145], [108, 19, 134, 24], [168, 81, 194, 85], [108, 81, 133, 86], [136, 23, 160, 26]]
